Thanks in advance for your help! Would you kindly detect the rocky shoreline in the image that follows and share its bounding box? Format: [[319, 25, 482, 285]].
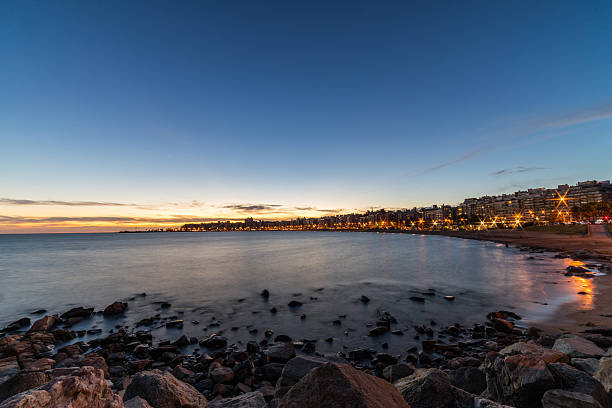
[[1, 242, 612, 407], [1, 292, 612, 406]]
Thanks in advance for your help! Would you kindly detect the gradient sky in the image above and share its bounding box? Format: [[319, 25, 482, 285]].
[[1, 1, 612, 232]]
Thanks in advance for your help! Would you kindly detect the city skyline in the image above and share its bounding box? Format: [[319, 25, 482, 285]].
[[2, 1, 612, 232]]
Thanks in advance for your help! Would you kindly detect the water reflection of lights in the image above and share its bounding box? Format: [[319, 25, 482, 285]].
[[563, 259, 595, 310]]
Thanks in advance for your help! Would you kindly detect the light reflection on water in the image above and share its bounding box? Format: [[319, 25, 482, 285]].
[[0, 232, 597, 354]]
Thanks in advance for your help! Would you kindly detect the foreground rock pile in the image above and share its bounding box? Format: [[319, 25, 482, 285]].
[[1, 301, 611, 407]]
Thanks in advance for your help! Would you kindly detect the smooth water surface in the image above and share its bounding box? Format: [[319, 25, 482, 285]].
[[0, 231, 592, 354]]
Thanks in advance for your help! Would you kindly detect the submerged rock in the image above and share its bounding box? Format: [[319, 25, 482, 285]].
[[103, 301, 128, 316]]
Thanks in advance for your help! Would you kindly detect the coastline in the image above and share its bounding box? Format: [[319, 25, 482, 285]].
[[430, 229, 612, 335]]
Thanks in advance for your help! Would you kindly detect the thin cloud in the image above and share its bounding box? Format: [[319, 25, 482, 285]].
[[293, 207, 343, 213], [0, 215, 231, 225], [415, 148, 485, 175], [491, 166, 546, 176], [220, 203, 283, 212], [414, 101, 612, 175], [0, 198, 133, 206]]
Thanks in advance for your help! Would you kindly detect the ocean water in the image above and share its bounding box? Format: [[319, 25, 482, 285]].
[[0, 231, 592, 354]]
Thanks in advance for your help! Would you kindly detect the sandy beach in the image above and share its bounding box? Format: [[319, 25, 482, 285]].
[[436, 229, 612, 334]]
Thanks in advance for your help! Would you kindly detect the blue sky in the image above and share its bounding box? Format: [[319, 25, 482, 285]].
[[1, 1, 611, 231]]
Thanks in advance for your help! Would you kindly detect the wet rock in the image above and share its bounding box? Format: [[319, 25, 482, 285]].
[[27, 316, 61, 333], [274, 335, 292, 343], [0, 367, 122, 408], [125, 396, 153, 408], [200, 334, 228, 350], [60, 307, 93, 320], [367, 326, 388, 336], [208, 391, 266, 408], [287, 300, 302, 308], [348, 348, 375, 361], [553, 335, 605, 358], [123, 369, 207, 408], [277, 362, 408, 408], [360, 295, 370, 303], [449, 366, 486, 395], [264, 343, 295, 363], [260, 289, 270, 298], [382, 363, 414, 383], [409, 296, 425, 303], [594, 356, 611, 393], [103, 301, 128, 316], [541, 389, 603, 408], [166, 320, 184, 328], [492, 318, 514, 334], [1, 319, 31, 333]]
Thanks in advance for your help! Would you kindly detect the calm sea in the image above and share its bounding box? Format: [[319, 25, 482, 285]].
[[0, 231, 590, 354]]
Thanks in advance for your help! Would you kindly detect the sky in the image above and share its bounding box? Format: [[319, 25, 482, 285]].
[[1, 1, 612, 232]]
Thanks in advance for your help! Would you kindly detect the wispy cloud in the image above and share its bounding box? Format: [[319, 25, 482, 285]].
[[415, 148, 484, 175], [220, 203, 283, 212], [415, 101, 612, 175], [0, 198, 133, 206], [0, 215, 232, 225], [490, 166, 546, 176]]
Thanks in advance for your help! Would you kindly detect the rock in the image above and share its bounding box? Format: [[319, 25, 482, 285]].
[[547, 362, 611, 408], [409, 296, 425, 302], [492, 318, 514, 333], [571, 358, 600, 375], [172, 365, 194, 380], [123, 369, 207, 408], [368, 326, 388, 336], [449, 366, 486, 395], [360, 295, 370, 303], [260, 289, 270, 298], [60, 307, 93, 320], [0, 371, 51, 401], [541, 389, 604, 408], [208, 392, 266, 408], [500, 341, 569, 363], [210, 366, 234, 384], [274, 355, 334, 399], [277, 362, 408, 408], [166, 320, 184, 328], [553, 335, 605, 358], [449, 356, 481, 369], [287, 300, 302, 307], [264, 343, 296, 363], [483, 352, 556, 408], [103, 301, 128, 316], [1, 318, 31, 333], [0, 367, 122, 408], [27, 316, 61, 333], [594, 356, 611, 393], [125, 397, 153, 408], [382, 363, 414, 383], [394, 368, 466, 408], [200, 334, 228, 349]]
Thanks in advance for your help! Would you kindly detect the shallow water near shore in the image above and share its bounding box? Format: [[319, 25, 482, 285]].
[[0, 231, 596, 354]]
